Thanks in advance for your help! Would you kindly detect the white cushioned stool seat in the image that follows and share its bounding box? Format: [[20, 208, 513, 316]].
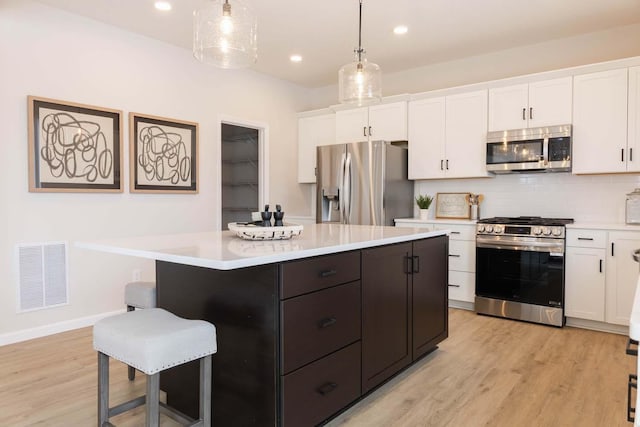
[[94, 308, 217, 375], [124, 281, 156, 310]]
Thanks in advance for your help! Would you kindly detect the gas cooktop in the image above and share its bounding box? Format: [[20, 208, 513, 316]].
[[477, 216, 574, 226]]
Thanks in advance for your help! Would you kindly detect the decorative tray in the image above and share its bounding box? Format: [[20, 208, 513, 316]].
[[227, 222, 303, 241]]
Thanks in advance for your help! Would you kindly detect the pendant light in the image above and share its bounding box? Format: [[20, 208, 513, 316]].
[[193, 0, 257, 69], [338, 0, 381, 105]]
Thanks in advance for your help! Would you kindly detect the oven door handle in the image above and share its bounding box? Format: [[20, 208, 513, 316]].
[[476, 241, 565, 254]]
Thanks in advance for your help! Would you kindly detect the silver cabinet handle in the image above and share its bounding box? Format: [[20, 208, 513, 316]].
[[577, 237, 594, 241], [529, 107, 533, 120], [448, 284, 460, 288], [363, 126, 367, 137], [522, 108, 526, 120], [369, 126, 372, 136], [448, 254, 461, 258], [633, 249, 640, 263]]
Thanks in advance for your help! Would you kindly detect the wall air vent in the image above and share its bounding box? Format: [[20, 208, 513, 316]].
[[17, 242, 68, 312]]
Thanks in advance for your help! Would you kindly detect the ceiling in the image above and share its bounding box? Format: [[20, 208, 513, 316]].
[[36, 0, 640, 88]]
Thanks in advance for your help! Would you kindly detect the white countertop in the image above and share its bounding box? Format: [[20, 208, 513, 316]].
[[394, 218, 477, 225], [77, 224, 447, 270], [568, 222, 640, 231]]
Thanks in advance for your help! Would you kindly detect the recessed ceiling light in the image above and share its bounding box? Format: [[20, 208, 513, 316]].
[[290, 55, 303, 63], [393, 25, 408, 35], [154, 1, 172, 11]]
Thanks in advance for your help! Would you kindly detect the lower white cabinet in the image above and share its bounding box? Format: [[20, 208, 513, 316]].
[[566, 228, 640, 326], [606, 231, 640, 325], [565, 246, 605, 321], [394, 220, 475, 304]]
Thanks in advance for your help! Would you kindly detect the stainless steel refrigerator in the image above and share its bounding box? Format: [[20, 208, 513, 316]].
[[316, 141, 414, 226]]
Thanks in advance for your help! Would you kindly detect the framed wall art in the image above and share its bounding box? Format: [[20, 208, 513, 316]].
[[435, 192, 472, 219], [28, 96, 123, 192], [129, 113, 198, 193]]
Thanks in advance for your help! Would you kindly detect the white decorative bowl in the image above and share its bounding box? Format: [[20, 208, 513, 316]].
[[227, 222, 304, 241]]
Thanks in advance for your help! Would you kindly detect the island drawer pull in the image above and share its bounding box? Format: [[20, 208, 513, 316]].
[[317, 382, 338, 396], [319, 269, 337, 278], [629, 374, 637, 422], [448, 284, 460, 288], [627, 339, 639, 356], [318, 317, 337, 329], [577, 237, 594, 241]]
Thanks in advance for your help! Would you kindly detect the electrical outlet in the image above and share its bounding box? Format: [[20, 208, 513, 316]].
[[132, 269, 141, 282]]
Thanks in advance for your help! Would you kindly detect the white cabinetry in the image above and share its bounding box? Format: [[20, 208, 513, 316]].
[[488, 77, 572, 131], [394, 220, 476, 305], [408, 90, 489, 180], [335, 101, 407, 143], [606, 231, 640, 325], [297, 112, 335, 183], [627, 66, 640, 172], [565, 229, 606, 321], [572, 68, 629, 174]]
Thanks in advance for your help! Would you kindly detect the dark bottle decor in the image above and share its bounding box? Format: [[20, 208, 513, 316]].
[[261, 205, 273, 227], [274, 204, 285, 226]]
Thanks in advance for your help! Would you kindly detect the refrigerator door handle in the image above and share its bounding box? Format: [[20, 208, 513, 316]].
[[344, 152, 352, 224]]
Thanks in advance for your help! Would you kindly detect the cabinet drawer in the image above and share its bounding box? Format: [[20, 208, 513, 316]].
[[282, 342, 361, 427], [433, 224, 475, 241], [566, 229, 607, 248], [280, 251, 360, 299], [449, 240, 475, 272], [281, 281, 361, 373], [448, 271, 475, 303]]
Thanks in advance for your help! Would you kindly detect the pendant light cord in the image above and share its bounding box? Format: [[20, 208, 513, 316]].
[[357, 0, 363, 62]]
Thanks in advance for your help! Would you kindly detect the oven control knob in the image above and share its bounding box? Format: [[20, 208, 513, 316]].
[[485, 225, 493, 233], [493, 225, 503, 234], [542, 227, 552, 235], [478, 225, 485, 233], [552, 227, 562, 236], [533, 227, 542, 235]]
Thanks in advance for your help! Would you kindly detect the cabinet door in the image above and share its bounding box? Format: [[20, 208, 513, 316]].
[[628, 67, 640, 172], [361, 242, 412, 392], [565, 247, 605, 321], [336, 107, 368, 143], [528, 77, 573, 128], [368, 101, 408, 141], [297, 114, 335, 183], [408, 97, 446, 179], [445, 90, 489, 178], [572, 68, 628, 174], [605, 232, 640, 325], [488, 83, 528, 131], [412, 236, 448, 360]]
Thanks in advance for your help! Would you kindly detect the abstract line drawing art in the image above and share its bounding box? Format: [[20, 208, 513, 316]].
[[129, 113, 198, 193], [28, 96, 123, 192]]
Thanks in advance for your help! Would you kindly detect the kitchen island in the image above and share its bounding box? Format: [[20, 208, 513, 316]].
[[79, 224, 449, 426]]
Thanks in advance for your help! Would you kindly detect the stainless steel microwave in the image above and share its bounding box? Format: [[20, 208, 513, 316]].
[[486, 124, 572, 173]]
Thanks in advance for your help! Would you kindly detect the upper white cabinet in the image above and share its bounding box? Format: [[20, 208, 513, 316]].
[[297, 113, 335, 183], [335, 101, 407, 143], [488, 77, 572, 131], [605, 231, 640, 325], [572, 68, 629, 174], [627, 66, 640, 172], [409, 90, 489, 180]]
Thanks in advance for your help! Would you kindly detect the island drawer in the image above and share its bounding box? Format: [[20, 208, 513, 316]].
[[281, 281, 361, 374], [281, 341, 361, 427], [280, 251, 360, 299]]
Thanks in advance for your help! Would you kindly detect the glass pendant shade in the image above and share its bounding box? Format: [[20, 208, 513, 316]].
[[339, 53, 382, 105], [193, 0, 257, 69]]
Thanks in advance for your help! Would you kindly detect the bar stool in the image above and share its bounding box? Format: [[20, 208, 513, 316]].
[[93, 308, 216, 427], [124, 281, 156, 380]]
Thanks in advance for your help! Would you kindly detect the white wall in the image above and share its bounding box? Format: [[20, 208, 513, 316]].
[[0, 1, 314, 342], [414, 174, 640, 223], [309, 22, 640, 108]]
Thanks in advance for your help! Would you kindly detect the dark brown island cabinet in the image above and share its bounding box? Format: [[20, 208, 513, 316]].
[[157, 234, 448, 426]]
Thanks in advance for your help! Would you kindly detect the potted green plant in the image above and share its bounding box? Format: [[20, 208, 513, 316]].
[[415, 194, 433, 220]]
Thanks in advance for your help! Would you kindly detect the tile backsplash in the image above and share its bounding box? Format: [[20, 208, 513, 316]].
[[415, 173, 640, 223]]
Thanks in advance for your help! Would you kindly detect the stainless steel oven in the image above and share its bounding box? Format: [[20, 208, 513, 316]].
[[475, 216, 574, 327]]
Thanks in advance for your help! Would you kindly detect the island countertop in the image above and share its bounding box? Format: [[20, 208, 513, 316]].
[[77, 223, 447, 270]]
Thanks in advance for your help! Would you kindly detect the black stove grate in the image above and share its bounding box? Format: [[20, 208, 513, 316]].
[[477, 216, 574, 226]]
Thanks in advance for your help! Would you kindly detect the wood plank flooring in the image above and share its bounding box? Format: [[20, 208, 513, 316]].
[[0, 309, 633, 426]]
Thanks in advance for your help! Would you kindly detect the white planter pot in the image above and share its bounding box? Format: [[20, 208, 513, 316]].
[[419, 208, 430, 220]]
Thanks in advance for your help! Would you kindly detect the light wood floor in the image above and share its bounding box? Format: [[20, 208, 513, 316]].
[[0, 309, 634, 426]]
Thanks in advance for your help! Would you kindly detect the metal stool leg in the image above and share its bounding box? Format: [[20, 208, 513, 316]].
[[200, 355, 212, 427], [146, 372, 160, 427], [98, 352, 109, 427], [126, 305, 136, 381]]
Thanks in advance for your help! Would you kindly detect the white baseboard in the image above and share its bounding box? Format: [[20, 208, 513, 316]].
[[449, 300, 474, 311], [0, 309, 126, 347], [565, 317, 629, 335]]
